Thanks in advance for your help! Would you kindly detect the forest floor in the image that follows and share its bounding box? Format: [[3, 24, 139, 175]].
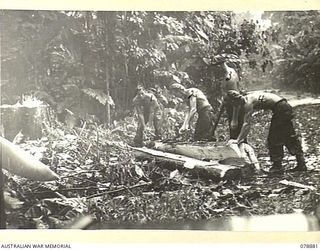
[[3, 96, 320, 229]]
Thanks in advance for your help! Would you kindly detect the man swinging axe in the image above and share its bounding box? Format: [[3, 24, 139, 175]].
[[211, 59, 245, 140]]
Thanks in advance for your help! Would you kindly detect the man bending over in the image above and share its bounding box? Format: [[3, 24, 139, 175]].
[[170, 83, 215, 141], [227, 90, 306, 174]]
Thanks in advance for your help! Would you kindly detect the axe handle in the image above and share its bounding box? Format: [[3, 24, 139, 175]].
[[212, 103, 225, 137]]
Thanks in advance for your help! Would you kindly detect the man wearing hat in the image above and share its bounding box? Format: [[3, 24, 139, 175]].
[[226, 90, 306, 174], [170, 83, 215, 141]]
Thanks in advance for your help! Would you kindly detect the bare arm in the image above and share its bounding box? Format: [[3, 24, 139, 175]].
[[236, 105, 254, 144], [231, 105, 240, 130], [180, 95, 197, 132]]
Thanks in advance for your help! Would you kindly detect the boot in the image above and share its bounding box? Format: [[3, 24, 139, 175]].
[[290, 155, 307, 172], [268, 161, 284, 174]]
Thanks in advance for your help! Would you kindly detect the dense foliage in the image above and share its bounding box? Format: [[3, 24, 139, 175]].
[[263, 11, 320, 93], [1, 10, 320, 229], [1, 10, 266, 122]]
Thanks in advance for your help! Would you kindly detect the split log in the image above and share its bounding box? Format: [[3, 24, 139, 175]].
[[149, 141, 260, 172], [0, 136, 59, 181], [150, 141, 241, 161], [132, 147, 249, 181]]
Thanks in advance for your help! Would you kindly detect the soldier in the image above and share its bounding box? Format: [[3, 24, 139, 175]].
[[221, 61, 240, 93], [219, 60, 245, 140], [226, 90, 306, 174], [208, 56, 245, 140], [170, 83, 215, 141], [132, 86, 163, 146]]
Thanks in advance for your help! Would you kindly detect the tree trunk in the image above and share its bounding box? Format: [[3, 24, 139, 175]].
[[0, 104, 48, 141], [150, 141, 241, 161], [132, 147, 250, 181], [103, 12, 111, 127], [149, 141, 260, 174], [123, 11, 132, 109]]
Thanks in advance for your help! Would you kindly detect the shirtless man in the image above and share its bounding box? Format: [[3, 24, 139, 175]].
[[133, 86, 163, 146], [170, 83, 215, 141], [210, 58, 244, 139], [226, 90, 306, 174], [221, 61, 240, 93], [219, 61, 244, 140]]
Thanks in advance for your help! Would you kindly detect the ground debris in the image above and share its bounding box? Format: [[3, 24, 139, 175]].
[[3, 104, 320, 228], [279, 179, 316, 191]]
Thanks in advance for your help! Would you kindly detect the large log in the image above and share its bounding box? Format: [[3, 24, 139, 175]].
[[150, 141, 241, 161], [132, 147, 247, 181], [149, 141, 260, 173]]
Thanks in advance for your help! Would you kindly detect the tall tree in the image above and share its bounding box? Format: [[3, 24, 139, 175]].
[[1, 10, 266, 122]]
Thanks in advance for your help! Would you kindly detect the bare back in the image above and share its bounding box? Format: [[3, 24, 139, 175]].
[[234, 92, 285, 143], [245, 92, 285, 111], [221, 63, 240, 94], [187, 88, 211, 112], [133, 92, 159, 111]]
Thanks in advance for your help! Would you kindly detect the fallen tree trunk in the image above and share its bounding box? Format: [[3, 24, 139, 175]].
[[149, 141, 260, 172], [132, 147, 249, 181], [150, 141, 241, 161]]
